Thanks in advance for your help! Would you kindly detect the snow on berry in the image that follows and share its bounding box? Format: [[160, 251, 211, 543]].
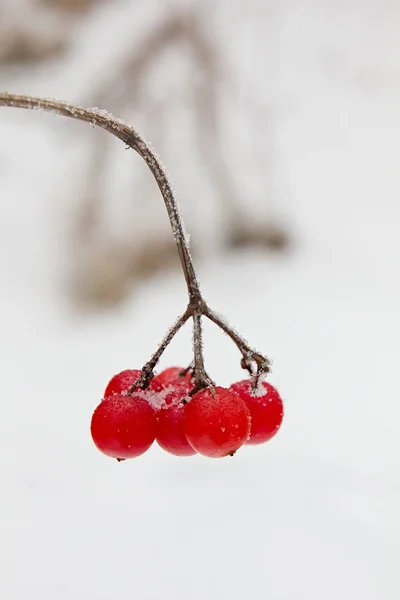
[[90, 392, 157, 460], [134, 387, 173, 411], [229, 379, 283, 445], [184, 386, 251, 458], [103, 369, 163, 398]]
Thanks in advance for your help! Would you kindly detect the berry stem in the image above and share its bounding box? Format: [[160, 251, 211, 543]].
[[191, 313, 214, 393], [204, 307, 270, 382], [128, 309, 191, 391], [0, 92, 271, 390]]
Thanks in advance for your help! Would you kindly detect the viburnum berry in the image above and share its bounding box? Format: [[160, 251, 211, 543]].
[[229, 379, 283, 445], [90, 392, 157, 460], [154, 366, 192, 389], [156, 382, 196, 457], [184, 386, 251, 458], [103, 369, 163, 398]]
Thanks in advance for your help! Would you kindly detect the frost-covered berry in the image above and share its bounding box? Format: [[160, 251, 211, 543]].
[[156, 382, 196, 457], [229, 379, 283, 445], [90, 392, 157, 460], [103, 369, 163, 398], [184, 387, 251, 458], [153, 366, 192, 389]]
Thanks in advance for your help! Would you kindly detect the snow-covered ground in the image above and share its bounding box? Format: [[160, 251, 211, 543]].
[[0, 1, 399, 599]]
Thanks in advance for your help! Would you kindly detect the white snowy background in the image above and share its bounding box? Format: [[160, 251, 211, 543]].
[[0, 1, 399, 599]]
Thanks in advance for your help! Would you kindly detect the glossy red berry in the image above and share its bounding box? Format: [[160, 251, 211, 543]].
[[104, 369, 163, 398], [91, 392, 157, 460], [153, 366, 192, 389], [156, 383, 196, 457], [229, 379, 283, 445], [184, 386, 251, 458]]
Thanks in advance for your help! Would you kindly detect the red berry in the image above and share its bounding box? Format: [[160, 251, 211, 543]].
[[184, 387, 251, 458], [156, 383, 196, 456], [90, 392, 157, 460], [153, 366, 192, 389], [104, 369, 163, 398], [229, 379, 283, 445]]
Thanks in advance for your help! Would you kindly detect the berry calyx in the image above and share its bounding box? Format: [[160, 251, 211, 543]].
[[104, 369, 163, 398], [154, 366, 192, 389], [90, 392, 157, 460], [184, 386, 251, 458], [229, 379, 283, 445], [156, 383, 196, 457]]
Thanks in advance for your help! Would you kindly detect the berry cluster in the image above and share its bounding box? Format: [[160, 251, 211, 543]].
[[91, 367, 284, 460]]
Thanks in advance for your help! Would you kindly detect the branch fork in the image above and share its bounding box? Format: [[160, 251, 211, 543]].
[[0, 92, 271, 394]]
